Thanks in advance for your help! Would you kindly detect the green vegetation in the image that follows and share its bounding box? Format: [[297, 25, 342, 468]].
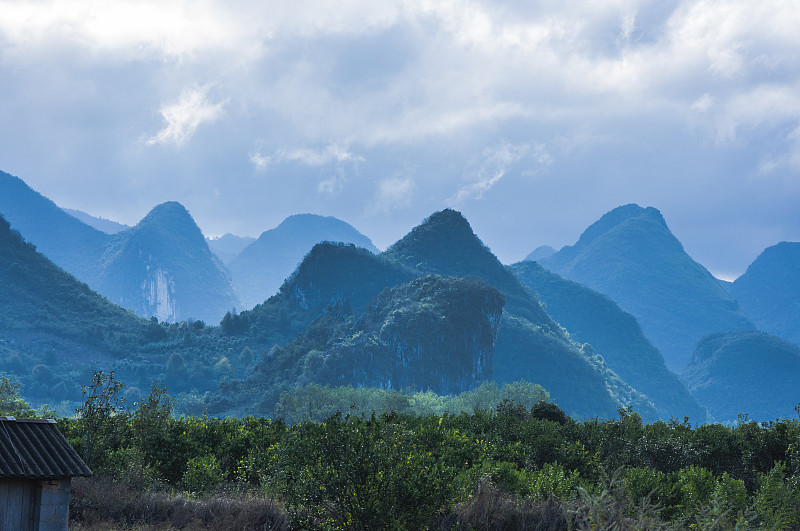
[[53, 373, 800, 529]]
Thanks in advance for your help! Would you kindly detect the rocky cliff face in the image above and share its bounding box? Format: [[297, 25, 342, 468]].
[[141, 266, 180, 322]]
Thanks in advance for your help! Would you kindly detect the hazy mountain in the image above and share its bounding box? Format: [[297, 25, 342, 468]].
[[0, 170, 108, 279], [1, 171, 240, 324], [510, 261, 708, 422], [95, 202, 241, 324], [0, 213, 151, 403], [206, 233, 256, 265], [62, 207, 131, 234], [683, 331, 800, 422], [229, 214, 380, 309], [731, 242, 800, 345], [525, 245, 556, 261], [382, 209, 658, 420], [538, 204, 754, 372]]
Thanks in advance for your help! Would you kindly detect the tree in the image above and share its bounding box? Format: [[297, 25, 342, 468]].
[[0, 376, 36, 417], [76, 370, 128, 468]]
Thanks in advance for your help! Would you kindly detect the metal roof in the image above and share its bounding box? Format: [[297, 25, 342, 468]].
[[0, 417, 92, 479]]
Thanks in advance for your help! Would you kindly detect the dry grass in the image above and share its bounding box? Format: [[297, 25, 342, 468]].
[[442, 477, 568, 530], [70, 475, 289, 530]]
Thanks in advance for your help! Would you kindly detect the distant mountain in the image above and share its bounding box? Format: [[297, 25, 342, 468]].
[[510, 261, 708, 422], [731, 242, 800, 345], [525, 245, 555, 262], [206, 233, 256, 265], [383, 209, 658, 420], [95, 202, 241, 324], [0, 170, 108, 279], [0, 213, 151, 403], [0, 171, 240, 324], [229, 214, 380, 309], [538, 204, 754, 372], [683, 331, 800, 422], [62, 207, 131, 234]]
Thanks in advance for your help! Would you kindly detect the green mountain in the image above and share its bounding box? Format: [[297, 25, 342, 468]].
[[510, 261, 708, 422], [731, 242, 800, 346], [206, 233, 256, 265], [683, 331, 800, 422], [235, 275, 505, 412], [229, 214, 380, 309], [0, 171, 240, 324], [95, 202, 241, 324], [383, 209, 657, 420], [538, 204, 754, 372]]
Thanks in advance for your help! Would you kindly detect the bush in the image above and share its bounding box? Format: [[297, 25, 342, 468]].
[[182, 455, 224, 495]]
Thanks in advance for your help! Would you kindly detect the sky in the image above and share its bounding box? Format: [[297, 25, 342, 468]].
[[1, 0, 799, 280]]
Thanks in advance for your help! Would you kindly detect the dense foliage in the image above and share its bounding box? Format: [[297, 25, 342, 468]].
[[56, 374, 800, 530]]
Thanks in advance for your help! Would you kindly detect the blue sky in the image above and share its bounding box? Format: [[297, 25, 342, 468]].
[[1, 0, 799, 279]]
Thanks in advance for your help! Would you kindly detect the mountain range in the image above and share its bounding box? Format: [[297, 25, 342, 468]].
[[4, 168, 800, 422]]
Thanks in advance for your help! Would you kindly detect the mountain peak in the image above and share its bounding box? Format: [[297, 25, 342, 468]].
[[576, 204, 667, 248], [384, 209, 485, 270], [139, 201, 192, 225]]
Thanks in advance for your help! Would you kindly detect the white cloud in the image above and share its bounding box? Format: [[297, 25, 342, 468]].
[[367, 176, 416, 215], [146, 87, 226, 147], [317, 168, 348, 195], [249, 144, 365, 171], [449, 142, 552, 205]]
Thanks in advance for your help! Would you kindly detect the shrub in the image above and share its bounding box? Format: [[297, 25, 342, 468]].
[[182, 455, 224, 495]]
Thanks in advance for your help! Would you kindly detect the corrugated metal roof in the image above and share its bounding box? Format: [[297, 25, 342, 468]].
[[0, 417, 92, 479]]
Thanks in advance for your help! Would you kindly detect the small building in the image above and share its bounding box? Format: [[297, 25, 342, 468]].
[[0, 417, 92, 531]]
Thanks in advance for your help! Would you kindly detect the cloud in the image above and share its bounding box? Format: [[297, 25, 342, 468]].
[[146, 87, 226, 147], [449, 142, 552, 205], [249, 144, 365, 171], [367, 176, 416, 215]]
